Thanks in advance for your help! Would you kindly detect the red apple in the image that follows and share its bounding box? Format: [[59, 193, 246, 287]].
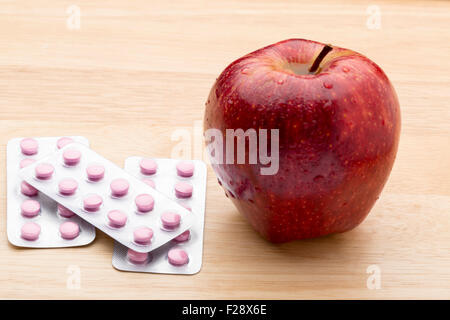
[[204, 39, 401, 243]]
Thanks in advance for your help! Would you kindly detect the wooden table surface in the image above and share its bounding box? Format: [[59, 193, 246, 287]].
[[0, 0, 449, 299]]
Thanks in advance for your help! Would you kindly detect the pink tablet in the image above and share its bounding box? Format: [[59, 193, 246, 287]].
[[110, 178, 129, 197], [86, 164, 105, 181], [173, 230, 190, 242], [174, 181, 193, 198], [60, 221, 80, 240], [127, 249, 149, 264], [168, 248, 189, 266], [58, 204, 75, 218], [133, 226, 154, 245], [135, 194, 154, 213], [56, 137, 74, 149], [35, 163, 54, 179], [63, 148, 81, 166], [21, 199, 40, 218], [20, 181, 38, 197], [108, 210, 128, 228], [139, 158, 157, 175], [21, 222, 41, 241], [20, 138, 38, 155], [83, 194, 103, 211], [161, 211, 181, 229], [58, 178, 78, 195], [20, 158, 36, 169], [176, 161, 195, 177]]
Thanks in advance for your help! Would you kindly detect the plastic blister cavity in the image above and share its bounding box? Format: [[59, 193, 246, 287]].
[[7, 137, 96, 248], [19, 143, 194, 253], [112, 157, 207, 275]]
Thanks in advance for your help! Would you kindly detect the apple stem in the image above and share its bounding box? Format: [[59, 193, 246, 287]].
[[309, 44, 333, 74]]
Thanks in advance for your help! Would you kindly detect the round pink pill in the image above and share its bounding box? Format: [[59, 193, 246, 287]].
[[20, 158, 36, 169], [142, 178, 155, 188], [83, 194, 103, 211], [133, 227, 154, 245], [35, 163, 54, 179], [20, 138, 38, 155], [58, 204, 75, 218], [21, 222, 41, 241], [63, 148, 81, 166], [59, 221, 80, 240], [107, 210, 127, 228], [176, 161, 195, 177], [135, 194, 154, 213], [110, 178, 129, 197], [58, 178, 78, 195], [86, 164, 105, 181], [161, 211, 181, 229], [168, 248, 189, 266], [174, 230, 190, 242], [174, 181, 193, 198], [56, 137, 74, 149], [127, 249, 149, 264], [139, 158, 157, 175], [21, 199, 40, 218], [20, 181, 38, 197]]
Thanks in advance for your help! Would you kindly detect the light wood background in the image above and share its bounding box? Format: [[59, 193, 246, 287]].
[[0, 0, 449, 299]]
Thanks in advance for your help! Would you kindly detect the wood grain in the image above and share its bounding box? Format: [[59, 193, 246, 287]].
[[0, 0, 449, 299]]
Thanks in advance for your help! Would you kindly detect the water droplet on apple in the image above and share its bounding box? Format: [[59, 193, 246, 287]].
[[241, 67, 249, 74], [313, 175, 324, 183], [342, 67, 350, 73], [323, 100, 332, 110], [323, 82, 333, 89], [277, 79, 284, 85]]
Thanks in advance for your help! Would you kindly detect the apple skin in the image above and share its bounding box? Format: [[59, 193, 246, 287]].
[[204, 39, 401, 243]]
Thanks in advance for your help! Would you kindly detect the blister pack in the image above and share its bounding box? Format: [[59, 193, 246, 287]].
[[112, 157, 207, 275], [7, 137, 96, 248], [19, 143, 194, 253]]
